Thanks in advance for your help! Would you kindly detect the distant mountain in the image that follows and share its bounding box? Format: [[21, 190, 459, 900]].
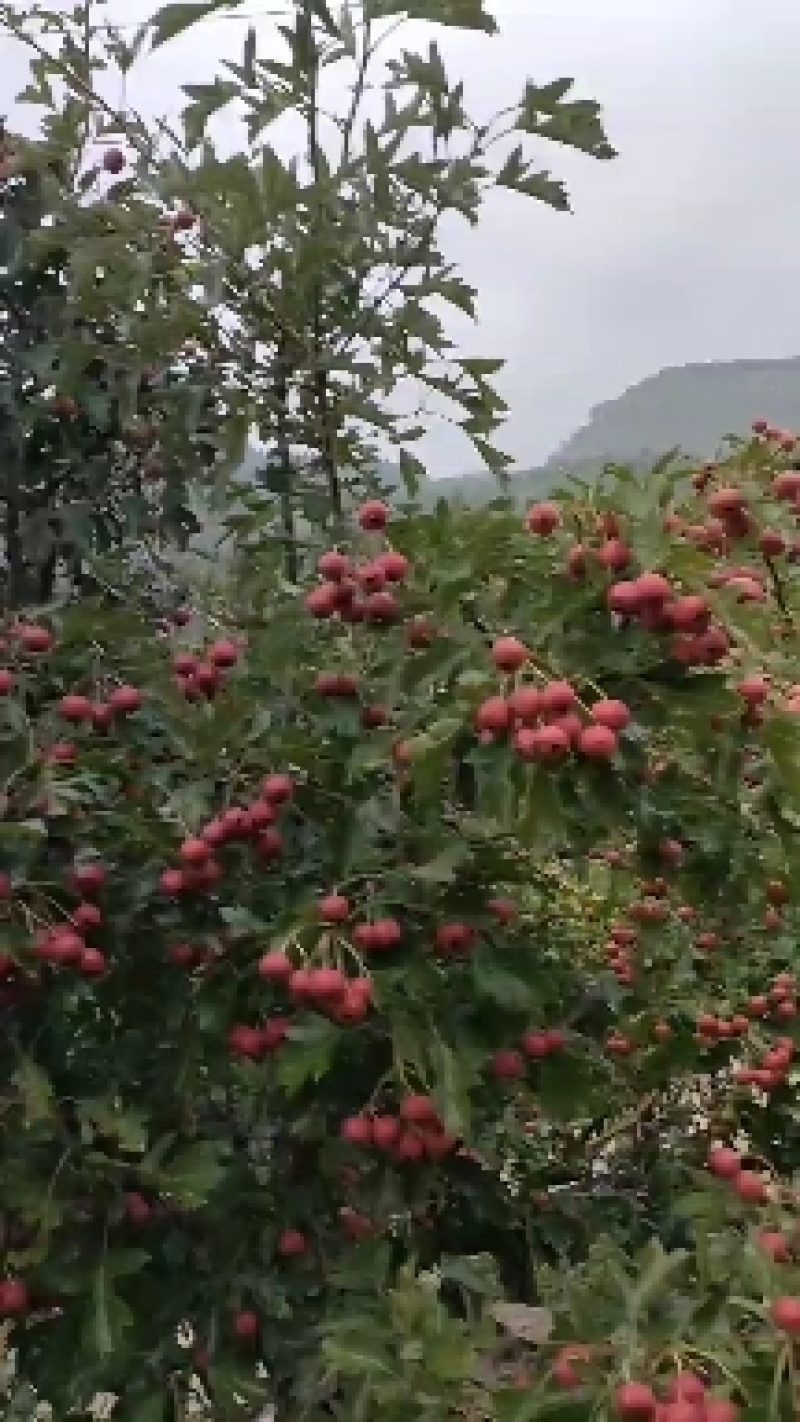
[[205, 357, 800, 544], [546, 357, 800, 472]]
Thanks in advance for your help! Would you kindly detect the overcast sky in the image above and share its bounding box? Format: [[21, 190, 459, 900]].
[[4, 0, 800, 475]]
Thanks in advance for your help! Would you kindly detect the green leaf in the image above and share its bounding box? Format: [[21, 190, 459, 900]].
[[150, 0, 245, 49], [517, 80, 616, 159], [409, 843, 470, 883], [471, 956, 532, 1011], [399, 448, 427, 498], [365, 0, 497, 32], [78, 1100, 148, 1154], [430, 1032, 472, 1138], [181, 79, 241, 145], [629, 1241, 688, 1322], [13, 1057, 55, 1124], [321, 1337, 395, 1377], [123, 1394, 168, 1422], [158, 1142, 226, 1206], [274, 1025, 337, 1095], [497, 146, 569, 211], [88, 1269, 133, 1357]]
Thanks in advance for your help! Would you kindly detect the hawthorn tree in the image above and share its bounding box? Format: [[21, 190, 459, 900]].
[[0, 423, 799, 1422], [4, 5, 800, 1422], [0, 73, 239, 607]]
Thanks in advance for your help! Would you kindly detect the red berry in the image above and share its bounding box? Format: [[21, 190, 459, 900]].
[[258, 950, 293, 982], [262, 773, 294, 803], [614, 1381, 657, 1417], [233, 1309, 259, 1340], [357, 500, 389, 531], [491, 636, 529, 673], [277, 1228, 307, 1258], [578, 724, 618, 758], [318, 893, 350, 923], [79, 947, 107, 976], [0, 1279, 28, 1315], [590, 698, 631, 731], [209, 638, 239, 668], [179, 836, 210, 866], [525, 501, 560, 535], [708, 1146, 741, 1180], [340, 1115, 373, 1145], [475, 696, 511, 734], [771, 1296, 800, 1334], [109, 684, 142, 714]]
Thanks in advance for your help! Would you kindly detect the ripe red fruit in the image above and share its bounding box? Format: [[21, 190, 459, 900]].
[[772, 469, 800, 500], [179, 836, 210, 866], [318, 549, 351, 581], [102, 146, 125, 173], [341, 1115, 373, 1145], [525, 501, 560, 535], [490, 1048, 524, 1079], [475, 696, 510, 734], [487, 896, 517, 923], [508, 686, 541, 722], [233, 1309, 259, 1341], [737, 675, 768, 705], [262, 773, 294, 803], [399, 1094, 438, 1126], [551, 1344, 591, 1388], [578, 724, 617, 758], [758, 1229, 790, 1262], [608, 580, 642, 615], [734, 1170, 768, 1204], [378, 549, 409, 582], [0, 1279, 28, 1315], [522, 1031, 551, 1059], [665, 1374, 705, 1403], [659, 1404, 703, 1422], [79, 947, 106, 976], [771, 1296, 800, 1333], [491, 636, 528, 673], [590, 698, 630, 731], [357, 499, 389, 531], [0, 669, 13, 694], [124, 1191, 151, 1225], [17, 623, 53, 653], [635, 571, 672, 603], [277, 1228, 307, 1258], [372, 1116, 401, 1149], [70, 862, 107, 896], [318, 893, 350, 923], [228, 1025, 263, 1058], [759, 529, 786, 557], [209, 638, 239, 668], [109, 684, 142, 714], [539, 680, 576, 715], [159, 869, 185, 896], [614, 1381, 657, 1417], [599, 538, 631, 571], [260, 1018, 289, 1051], [58, 693, 93, 722], [305, 584, 339, 617], [708, 1146, 741, 1180], [258, 950, 293, 982]]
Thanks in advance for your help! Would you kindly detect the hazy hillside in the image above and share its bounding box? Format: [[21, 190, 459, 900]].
[[200, 356, 800, 546], [547, 357, 800, 471]]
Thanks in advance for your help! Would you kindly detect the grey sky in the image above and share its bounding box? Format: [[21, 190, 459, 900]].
[[4, 0, 800, 476]]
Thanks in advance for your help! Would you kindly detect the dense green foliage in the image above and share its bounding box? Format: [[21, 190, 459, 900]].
[[2, 5, 800, 1422]]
